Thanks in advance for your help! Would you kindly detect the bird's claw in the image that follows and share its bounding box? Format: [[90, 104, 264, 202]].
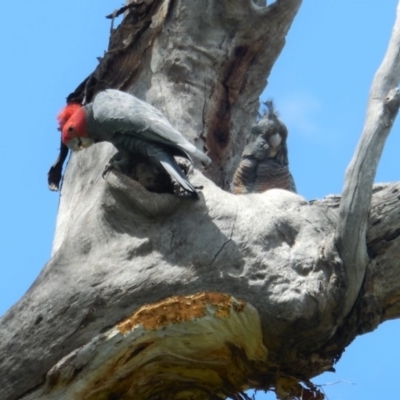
[[102, 163, 115, 179]]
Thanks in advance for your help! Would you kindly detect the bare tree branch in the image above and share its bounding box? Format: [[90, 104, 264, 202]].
[[4, 1, 400, 400], [335, 1, 400, 316]]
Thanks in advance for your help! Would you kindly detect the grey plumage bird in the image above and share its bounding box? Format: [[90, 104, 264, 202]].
[[231, 101, 296, 194], [58, 89, 211, 197]]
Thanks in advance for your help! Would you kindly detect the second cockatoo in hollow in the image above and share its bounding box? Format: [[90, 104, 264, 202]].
[[57, 89, 211, 197]]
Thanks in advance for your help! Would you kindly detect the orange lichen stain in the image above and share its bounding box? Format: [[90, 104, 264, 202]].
[[117, 292, 247, 334]]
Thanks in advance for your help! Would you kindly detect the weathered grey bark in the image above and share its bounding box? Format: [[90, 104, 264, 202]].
[[2, 1, 400, 399], [335, 0, 400, 316]]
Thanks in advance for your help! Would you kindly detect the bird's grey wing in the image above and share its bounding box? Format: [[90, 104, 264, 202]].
[[93, 90, 209, 161], [93, 90, 210, 164], [92, 90, 165, 137]]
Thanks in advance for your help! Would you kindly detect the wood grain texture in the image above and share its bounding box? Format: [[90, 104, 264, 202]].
[[335, 2, 400, 318], [7, 0, 400, 399]]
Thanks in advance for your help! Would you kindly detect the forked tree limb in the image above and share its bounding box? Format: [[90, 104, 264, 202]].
[[6, 178, 400, 400], [5, 1, 400, 399]]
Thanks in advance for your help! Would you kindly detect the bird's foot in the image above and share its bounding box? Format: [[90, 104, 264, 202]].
[[175, 185, 203, 200], [177, 190, 199, 200], [102, 162, 119, 179]]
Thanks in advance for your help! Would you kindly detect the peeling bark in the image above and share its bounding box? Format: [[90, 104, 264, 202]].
[[3, 1, 400, 399]]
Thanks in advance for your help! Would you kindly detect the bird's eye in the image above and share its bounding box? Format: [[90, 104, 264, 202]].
[[68, 126, 74, 132]]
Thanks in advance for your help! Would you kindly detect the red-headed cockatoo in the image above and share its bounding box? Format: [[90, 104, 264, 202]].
[[57, 89, 211, 197]]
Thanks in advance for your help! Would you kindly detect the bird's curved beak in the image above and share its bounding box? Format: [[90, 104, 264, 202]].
[[67, 137, 95, 151], [268, 133, 282, 157]]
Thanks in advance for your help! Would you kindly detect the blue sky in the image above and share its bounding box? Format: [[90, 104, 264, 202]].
[[1, 1, 399, 399]]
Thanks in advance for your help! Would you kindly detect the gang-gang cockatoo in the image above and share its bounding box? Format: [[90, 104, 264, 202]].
[[58, 89, 211, 197]]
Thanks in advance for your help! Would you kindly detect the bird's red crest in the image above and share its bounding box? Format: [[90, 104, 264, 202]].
[[57, 103, 88, 145], [57, 103, 81, 130]]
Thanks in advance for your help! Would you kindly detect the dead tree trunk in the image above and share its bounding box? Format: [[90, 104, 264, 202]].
[[2, 1, 400, 399]]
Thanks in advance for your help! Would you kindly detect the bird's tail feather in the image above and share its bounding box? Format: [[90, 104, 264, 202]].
[[113, 134, 199, 195], [149, 145, 198, 194], [160, 159, 197, 194]]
